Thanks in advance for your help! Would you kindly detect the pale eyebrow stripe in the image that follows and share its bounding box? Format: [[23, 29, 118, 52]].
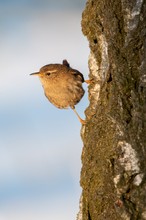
[[47, 69, 58, 73]]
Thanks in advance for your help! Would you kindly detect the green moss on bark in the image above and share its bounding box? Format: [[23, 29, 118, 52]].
[[79, 0, 146, 219]]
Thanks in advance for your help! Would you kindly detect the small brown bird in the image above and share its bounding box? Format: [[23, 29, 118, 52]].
[[30, 60, 89, 124]]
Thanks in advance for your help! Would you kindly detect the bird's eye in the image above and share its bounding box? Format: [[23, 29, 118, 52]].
[[46, 72, 51, 76]]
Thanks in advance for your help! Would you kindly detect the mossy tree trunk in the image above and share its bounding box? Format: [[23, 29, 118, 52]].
[[78, 0, 146, 219]]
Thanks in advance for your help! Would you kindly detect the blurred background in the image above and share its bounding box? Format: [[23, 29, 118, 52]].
[[0, 0, 89, 219]]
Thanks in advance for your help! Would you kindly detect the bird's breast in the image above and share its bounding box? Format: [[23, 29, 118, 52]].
[[39, 73, 85, 109]]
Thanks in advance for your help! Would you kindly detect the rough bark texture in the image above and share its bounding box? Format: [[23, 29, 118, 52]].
[[77, 0, 146, 219]]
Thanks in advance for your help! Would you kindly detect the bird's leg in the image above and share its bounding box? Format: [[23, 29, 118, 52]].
[[71, 107, 86, 125]]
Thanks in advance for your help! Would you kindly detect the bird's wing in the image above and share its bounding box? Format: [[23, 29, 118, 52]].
[[71, 69, 84, 83]]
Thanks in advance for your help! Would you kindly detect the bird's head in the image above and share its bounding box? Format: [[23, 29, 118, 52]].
[[30, 65, 59, 80]]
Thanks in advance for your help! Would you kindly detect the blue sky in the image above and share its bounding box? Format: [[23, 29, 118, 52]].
[[0, 0, 89, 219], [0, 0, 85, 9]]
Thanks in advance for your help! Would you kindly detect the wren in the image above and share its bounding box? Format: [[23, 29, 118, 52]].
[[30, 60, 89, 124]]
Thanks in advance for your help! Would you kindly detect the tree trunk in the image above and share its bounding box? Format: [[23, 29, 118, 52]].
[[77, 0, 146, 219]]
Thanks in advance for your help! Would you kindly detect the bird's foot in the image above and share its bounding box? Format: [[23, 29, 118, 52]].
[[79, 118, 86, 125], [84, 79, 94, 84], [72, 107, 86, 125]]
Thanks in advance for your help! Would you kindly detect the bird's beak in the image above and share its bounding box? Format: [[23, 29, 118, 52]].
[[30, 72, 40, 76]]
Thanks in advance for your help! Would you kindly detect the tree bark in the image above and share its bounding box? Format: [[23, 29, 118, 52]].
[[77, 0, 146, 219]]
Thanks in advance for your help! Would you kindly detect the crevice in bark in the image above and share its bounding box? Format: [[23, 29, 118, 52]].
[[107, 72, 112, 83], [88, 209, 92, 220]]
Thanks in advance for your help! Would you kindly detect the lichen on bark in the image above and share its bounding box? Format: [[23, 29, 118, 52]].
[[78, 0, 146, 219]]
